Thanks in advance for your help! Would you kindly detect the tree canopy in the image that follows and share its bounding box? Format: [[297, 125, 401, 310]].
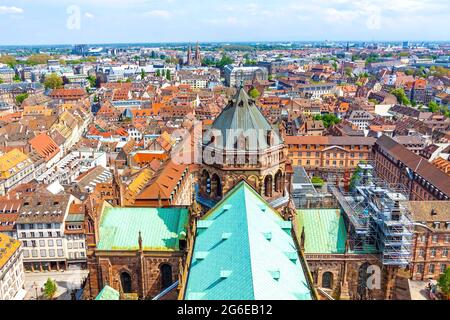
[[15, 93, 29, 105], [43, 278, 57, 300], [26, 54, 52, 66], [391, 88, 411, 106], [44, 73, 63, 90], [313, 114, 341, 128], [0, 55, 18, 68], [311, 176, 325, 187], [248, 88, 261, 99], [438, 267, 450, 299]]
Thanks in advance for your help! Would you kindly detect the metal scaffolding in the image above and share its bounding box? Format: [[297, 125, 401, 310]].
[[331, 163, 414, 267]]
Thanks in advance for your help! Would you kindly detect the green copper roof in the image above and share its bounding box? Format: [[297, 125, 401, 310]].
[[295, 209, 347, 254], [97, 207, 189, 251], [202, 87, 282, 150], [185, 181, 313, 300], [95, 285, 120, 300]]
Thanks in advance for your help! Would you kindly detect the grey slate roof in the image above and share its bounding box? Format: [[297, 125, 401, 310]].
[[203, 87, 282, 150]]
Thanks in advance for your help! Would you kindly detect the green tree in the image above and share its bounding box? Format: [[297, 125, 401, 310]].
[[0, 79, 3, 84], [344, 67, 353, 77], [216, 54, 234, 68], [141, 69, 146, 80], [156, 69, 161, 77], [314, 114, 341, 128], [13, 74, 21, 82], [0, 55, 18, 68], [15, 93, 29, 105], [44, 73, 63, 89], [428, 101, 440, 113], [332, 61, 338, 72], [438, 267, 450, 300], [248, 88, 261, 99], [26, 54, 52, 66], [349, 166, 362, 191], [391, 88, 411, 106], [165, 69, 171, 81], [311, 176, 325, 187], [43, 278, 57, 300], [87, 75, 96, 88]]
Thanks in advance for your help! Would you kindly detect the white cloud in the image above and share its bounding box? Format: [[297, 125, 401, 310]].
[[84, 12, 95, 19], [0, 6, 24, 14], [144, 10, 172, 18]]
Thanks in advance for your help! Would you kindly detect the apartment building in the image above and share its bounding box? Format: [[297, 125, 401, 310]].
[[408, 202, 450, 281], [0, 233, 25, 300], [15, 194, 76, 272], [0, 149, 35, 196], [373, 135, 450, 201], [286, 136, 376, 182]]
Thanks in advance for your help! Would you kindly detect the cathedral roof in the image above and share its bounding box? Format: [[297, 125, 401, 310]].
[[184, 181, 313, 300], [202, 87, 282, 150], [97, 206, 189, 251]]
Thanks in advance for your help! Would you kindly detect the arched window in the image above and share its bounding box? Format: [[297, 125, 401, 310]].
[[322, 272, 333, 289], [160, 264, 173, 289], [274, 170, 283, 193], [266, 130, 272, 147], [120, 272, 132, 293], [211, 174, 222, 198], [357, 262, 370, 300], [264, 175, 273, 198]]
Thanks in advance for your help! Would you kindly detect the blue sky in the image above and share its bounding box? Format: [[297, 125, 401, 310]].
[[1, 0, 449, 45]]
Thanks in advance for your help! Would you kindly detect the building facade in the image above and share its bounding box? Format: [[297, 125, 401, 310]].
[[408, 202, 450, 281], [0, 233, 25, 300], [286, 136, 376, 183], [373, 135, 450, 201]]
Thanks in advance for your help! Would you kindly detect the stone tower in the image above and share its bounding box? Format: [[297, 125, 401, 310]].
[[197, 87, 291, 211]]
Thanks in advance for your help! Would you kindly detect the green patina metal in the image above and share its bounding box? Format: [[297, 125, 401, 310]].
[[296, 209, 347, 254], [185, 181, 313, 300], [97, 207, 189, 251]]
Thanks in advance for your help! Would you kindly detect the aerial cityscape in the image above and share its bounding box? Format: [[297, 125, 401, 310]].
[[0, 0, 450, 305]]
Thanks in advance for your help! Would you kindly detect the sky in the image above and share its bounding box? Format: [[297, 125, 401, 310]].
[[0, 0, 449, 45]]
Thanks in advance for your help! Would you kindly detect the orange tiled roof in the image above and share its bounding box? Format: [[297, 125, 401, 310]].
[[29, 133, 60, 162]]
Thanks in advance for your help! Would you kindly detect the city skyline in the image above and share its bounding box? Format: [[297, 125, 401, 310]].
[[1, 0, 450, 45]]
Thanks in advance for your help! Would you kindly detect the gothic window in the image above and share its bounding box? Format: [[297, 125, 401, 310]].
[[264, 175, 273, 198], [120, 271, 132, 293], [160, 264, 173, 289], [322, 272, 333, 289], [211, 174, 222, 198], [274, 170, 283, 193]]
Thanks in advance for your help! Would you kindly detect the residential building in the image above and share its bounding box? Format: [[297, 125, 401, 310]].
[[408, 202, 450, 281], [373, 135, 450, 201], [0, 149, 35, 196], [16, 193, 75, 271], [0, 233, 25, 300], [286, 136, 376, 183]]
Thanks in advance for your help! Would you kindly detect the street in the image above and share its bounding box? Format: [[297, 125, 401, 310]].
[[24, 269, 89, 300]]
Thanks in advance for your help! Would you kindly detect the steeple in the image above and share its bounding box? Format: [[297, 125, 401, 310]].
[[187, 46, 192, 66], [195, 42, 201, 64]]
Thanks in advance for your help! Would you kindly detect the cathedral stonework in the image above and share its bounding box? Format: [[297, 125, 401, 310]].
[[197, 87, 292, 212]]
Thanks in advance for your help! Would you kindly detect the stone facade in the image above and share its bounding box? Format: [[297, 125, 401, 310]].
[[306, 254, 396, 300], [85, 250, 184, 300]]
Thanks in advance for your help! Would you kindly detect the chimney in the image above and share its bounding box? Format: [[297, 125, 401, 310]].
[[431, 209, 437, 216]]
